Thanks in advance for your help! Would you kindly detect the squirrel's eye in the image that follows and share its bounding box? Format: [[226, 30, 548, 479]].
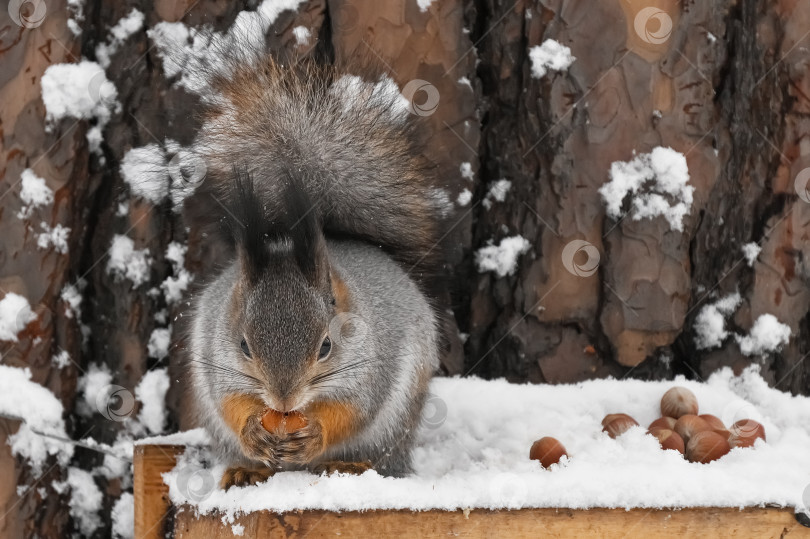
[[318, 336, 332, 360], [240, 338, 251, 358]]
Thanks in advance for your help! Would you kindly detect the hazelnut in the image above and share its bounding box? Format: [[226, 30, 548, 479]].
[[699, 414, 730, 438], [728, 419, 766, 448], [648, 416, 677, 432], [686, 430, 730, 463], [649, 428, 685, 455], [530, 437, 568, 468], [261, 409, 308, 433], [660, 387, 699, 419], [601, 413, 639, 439], [673, 414, 710, 445]]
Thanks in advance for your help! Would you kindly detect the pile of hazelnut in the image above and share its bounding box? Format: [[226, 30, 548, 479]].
[[530, 386, 766, 468]]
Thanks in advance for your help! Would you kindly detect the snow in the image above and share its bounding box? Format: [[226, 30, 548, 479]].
[[162, 242, 192, 303], [457, 188, 472, 206], [40, 60, 119, 150], [736, 314, 791, 357], [135, 369, 170, 435], [95, 9, 145, 68], [332, 75, 410, 120], [0, 365, 72, 475], [107, 235, 151, 287], [529, 39, 576, 79], [120, 144, 170, 204], [77, 363, 113, 418], [57, 467, 103, 536], [482, 179, 511, 209], [17, 169, 54, 219], [148, 327, 172, 359], [475, 236, 531, 277], [599, 146, 694, 232], [165, 368, 810, 515], [61, 282, 83, 319], [0, 292, 36, 342], [694, 293, 742, 350], [292, 26, 310, 45], [149, 0, 306, 94], [53, 350, 71, 369], [416, 0, 435, 12], [112, 492, 134, 539], [459, 162, 474, 181], [135, 428, 211, 447], [36, 223, 70, 254], [67, 0, 84, 36], [742, 242, 761, 266], [231, 523, 245, 536]]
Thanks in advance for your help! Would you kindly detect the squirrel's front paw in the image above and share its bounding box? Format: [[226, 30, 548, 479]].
[[220, 466, 276, 489], [238, 415, 281, 465], [275, 422, 325, 464], [311, 460, 373, 476]]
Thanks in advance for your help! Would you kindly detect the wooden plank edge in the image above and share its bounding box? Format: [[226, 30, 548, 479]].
[[174, 506, 810, 538], [134, 444, 186, 539]]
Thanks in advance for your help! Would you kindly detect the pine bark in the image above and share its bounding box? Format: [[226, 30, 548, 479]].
[[0, 0, 808, 535]]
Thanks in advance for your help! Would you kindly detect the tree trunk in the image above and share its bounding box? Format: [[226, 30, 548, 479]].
[[0, 0, 808, 535]]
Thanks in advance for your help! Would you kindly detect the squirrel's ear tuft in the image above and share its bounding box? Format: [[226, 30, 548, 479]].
[[227, 166, 327, 286], [228, 166, 275, 282], [281, 173, 328, 287]]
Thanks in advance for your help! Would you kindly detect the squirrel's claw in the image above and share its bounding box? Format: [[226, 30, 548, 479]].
[[220, 466, 276, 489], [238, 415, 282, 465], [274, 422, 325, 464]]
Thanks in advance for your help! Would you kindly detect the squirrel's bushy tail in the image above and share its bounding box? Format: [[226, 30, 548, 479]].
[[193, 54, 452, 274]]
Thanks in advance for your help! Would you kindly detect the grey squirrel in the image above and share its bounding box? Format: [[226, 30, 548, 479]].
[[186, 54, 453, 488]]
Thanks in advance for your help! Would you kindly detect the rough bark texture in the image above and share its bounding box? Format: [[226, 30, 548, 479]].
[[0, 0, 808, 535]]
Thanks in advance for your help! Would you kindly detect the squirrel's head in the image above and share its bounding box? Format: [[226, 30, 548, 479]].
[[224, 167, 347, 412]]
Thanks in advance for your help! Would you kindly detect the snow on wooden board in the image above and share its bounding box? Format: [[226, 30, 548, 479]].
[[164, 367, 810, 516]]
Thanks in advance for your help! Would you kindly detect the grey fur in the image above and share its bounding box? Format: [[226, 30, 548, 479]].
[[191, 240, 438, 475], [187, 55, 446, 476]]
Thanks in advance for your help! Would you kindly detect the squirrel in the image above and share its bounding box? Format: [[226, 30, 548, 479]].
[[185, 53, 453, 488]]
